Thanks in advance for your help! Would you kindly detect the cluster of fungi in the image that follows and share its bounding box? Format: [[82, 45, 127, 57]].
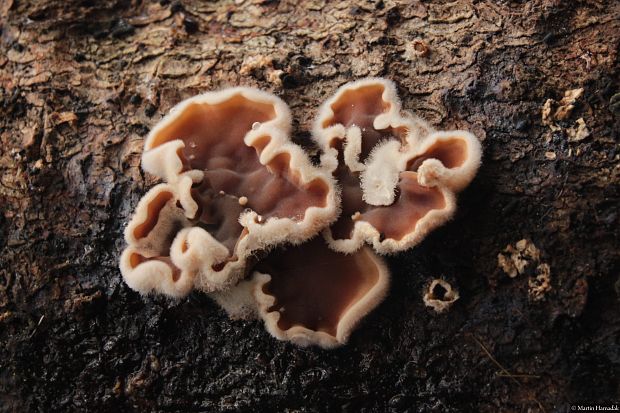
[[119, 78, 481, 348]]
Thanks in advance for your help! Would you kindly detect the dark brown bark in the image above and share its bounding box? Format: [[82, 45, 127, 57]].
[[1, 0, 619, 411]]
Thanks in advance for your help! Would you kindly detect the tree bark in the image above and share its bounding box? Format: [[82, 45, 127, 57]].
[[1, 0, 618, 411]]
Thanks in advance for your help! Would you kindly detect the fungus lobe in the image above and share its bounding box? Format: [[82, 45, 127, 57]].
[[120, 87, 338, 295], [314, 78, 481, 254], [253, 238, 389, 348]]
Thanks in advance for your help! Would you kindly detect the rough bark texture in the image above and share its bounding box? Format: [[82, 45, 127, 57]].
[[1, 0, 619, 411]]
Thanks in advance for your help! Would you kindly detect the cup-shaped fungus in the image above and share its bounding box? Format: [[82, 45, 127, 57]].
[[423, 279, 459, 313], [313, 78, 481, 254], [213, 238, 389, 348], [119, 78, 482, 348], [120, 183, 196, 298], [120, 87, 339, 295]]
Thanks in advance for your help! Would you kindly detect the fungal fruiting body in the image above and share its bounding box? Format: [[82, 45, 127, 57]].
[[120, 87, 339, 295], [119, 78, 481, 348], [313, 78, 481, 254], [254, 238, 389, 348], [423, 279, 460, 313], [213, 238, 389, 348]]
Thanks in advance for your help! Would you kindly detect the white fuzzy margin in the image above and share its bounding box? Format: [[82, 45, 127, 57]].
[[313, 78, 482, 254], [120, 87, 339, 297]]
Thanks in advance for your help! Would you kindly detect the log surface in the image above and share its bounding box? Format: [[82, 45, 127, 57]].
[[1, 0, 619, 411]]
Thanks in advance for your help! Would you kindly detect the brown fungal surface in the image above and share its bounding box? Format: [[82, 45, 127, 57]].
[[120, 87, 338, 296], [314, 78, 482, 254], [252, 238, 389, 348], [118, 78, 479, 346]]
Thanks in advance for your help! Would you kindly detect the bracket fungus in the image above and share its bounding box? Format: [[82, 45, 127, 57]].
[[313, 78, 481, 254], [119, 78, 481, 348]]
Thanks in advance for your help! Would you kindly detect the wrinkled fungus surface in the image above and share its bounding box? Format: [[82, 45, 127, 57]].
[[314, 78, 481, 254], [119, 78, 481, 348], [120, 87, 338, 296]]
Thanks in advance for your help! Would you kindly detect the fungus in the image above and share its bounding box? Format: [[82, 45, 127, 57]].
[[423, 279, 459, 313], [497, 239, 540, 278], [119, 78, 481, 348], [120, 183, 195, 298], [498, 239, 552, 301], [120, 87, 338, 295], [313, 78, 481, 254], [528, 263, 551, 301], [410, 39, 430, 57], [542, 87, 585, 132], [214, 238, 389, 348], [566, 117, 590, 142]]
